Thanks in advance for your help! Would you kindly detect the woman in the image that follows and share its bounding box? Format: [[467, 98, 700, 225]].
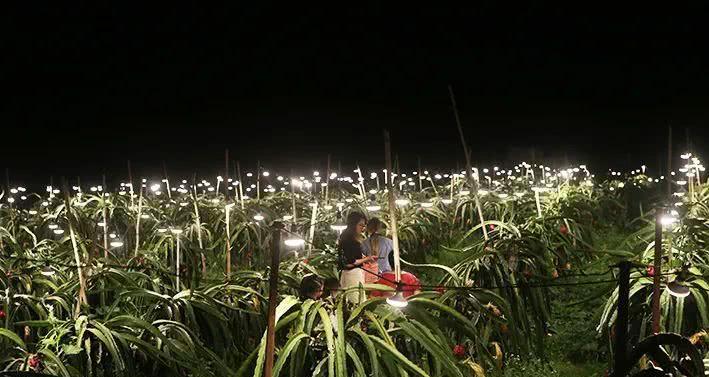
[[338, 211, 377, 303], [361, 217, 394, 283]]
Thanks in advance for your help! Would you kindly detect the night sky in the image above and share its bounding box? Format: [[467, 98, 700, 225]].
[[3, 4, 708, 185]]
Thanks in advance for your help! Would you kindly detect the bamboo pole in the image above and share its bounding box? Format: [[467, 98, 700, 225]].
[[652, 209, 662, 333], [102, 173, 109, 259], [307, 201, 318, 257], [264, 222, 283, 377], [127, 160, 135, 209], [63, 180, 88, 317], [163, 161, 172, 199], [135, 184, 143, 256], [237, 161, 244, 209], [417, 157, 423, 192], [191, 174, 205, 276], [384, 130, 402, 282], [666, 126, 672, 198], [257, 161, 261, 201], [225, 204, 233, 278], [325, 154, 331, 202], [175, 234, 181, 290], [225, 149, 230, 200], [448, 85, 488, 240]]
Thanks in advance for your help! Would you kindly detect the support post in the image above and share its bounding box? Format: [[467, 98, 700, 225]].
[[384, 131, 402, 282], [264, 222, 283, 377], [652, 208, 663, 333], [614, 261, 632, 375]]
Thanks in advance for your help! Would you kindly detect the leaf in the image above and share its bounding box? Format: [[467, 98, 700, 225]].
[[62, 344, 83, 355], [0, 328, 27, 351], [39, 348, 72, 377], [368, 334, 431, 377], [272, 332, 308, 376]]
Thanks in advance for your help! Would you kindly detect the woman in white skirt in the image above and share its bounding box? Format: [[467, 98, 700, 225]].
[[338, 211, 377, 304]]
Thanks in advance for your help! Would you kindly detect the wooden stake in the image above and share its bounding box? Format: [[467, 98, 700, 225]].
[[384, 130, 402, 282], [135, 183, 144, 256], [225, 204, 232, 278], [127, 160, 135, 209], [237, 161, 244, 209], [63, 179, 88, 317], [225, 149, 230, 200], [102, 173, 109, 259], [448, 85, 488, 240], [264, 222, 283, 377], [163, 161, 172, 199], [325, 154, 331, 202], [652, 209, 663, 334]]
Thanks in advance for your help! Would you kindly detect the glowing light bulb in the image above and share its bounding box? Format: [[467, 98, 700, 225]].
[[284, 238, 305, 247], [253, 214, 265, 221], [110, 241, 124, 248]]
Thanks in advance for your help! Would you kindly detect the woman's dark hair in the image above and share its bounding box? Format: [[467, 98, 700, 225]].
[[346, 211, 367, 229], [339, 211, 367, 244], [367, 217, 386, 234], [299, 274, 324, 298]]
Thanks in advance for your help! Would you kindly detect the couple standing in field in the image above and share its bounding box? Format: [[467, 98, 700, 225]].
[[337, 212, 396, 302]]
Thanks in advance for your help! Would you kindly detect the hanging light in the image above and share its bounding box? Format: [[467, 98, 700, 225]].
[[395, 199, 410, 206], [41, 265, 55, 277], [253, 214, 265, 221], [284, 237, 305, 247], [366, 204, 381, 212], [331, 212, 347, 232], [386, 287, 408, 308], [53, 229, 64, 235], [441, 199, 453, 205], [110, 240, 124, 248], [667, 266, 691, 298], [420, 202, 434, 208]]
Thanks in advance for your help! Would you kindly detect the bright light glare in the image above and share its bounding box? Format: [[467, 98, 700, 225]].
[[253, 214, 265, 221], [284, 238, 305, 247], [395, 199, 410, 206], [110, 241, 124, 248], [660, 215, 677, 226], [386, 291, 408, 308]]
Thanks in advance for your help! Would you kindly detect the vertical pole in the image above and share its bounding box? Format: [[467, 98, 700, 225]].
[[175, 236, 181, 290], [614, 261, 632, 375], [63, 179, 88, 317], [417, 156, 423, 192], [667, 125, 672, 197], [163, 161, 172, 199], [264, 222, 283, 377], [257, 161, 261, 201], [448, 85, 488, 240], [325, 154, 331, 202], [384, 131, 401, 282], [127, 160, 135, 209], [237, 161, 244, 209], [225, 204, 232, 278], [307, 201, 318, 257], [135, 185, 143, 256], [225, 149, 230, 200], [652, 208, 663, 334], [102, 173, 109, 259]]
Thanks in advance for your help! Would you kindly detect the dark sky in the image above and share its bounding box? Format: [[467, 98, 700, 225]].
[[2, 4, 708, 184]]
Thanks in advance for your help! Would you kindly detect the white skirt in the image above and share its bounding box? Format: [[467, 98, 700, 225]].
[[340, 268, 365, 304]]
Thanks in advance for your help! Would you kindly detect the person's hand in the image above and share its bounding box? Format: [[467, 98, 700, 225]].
[[368, 255, 379, 262]]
